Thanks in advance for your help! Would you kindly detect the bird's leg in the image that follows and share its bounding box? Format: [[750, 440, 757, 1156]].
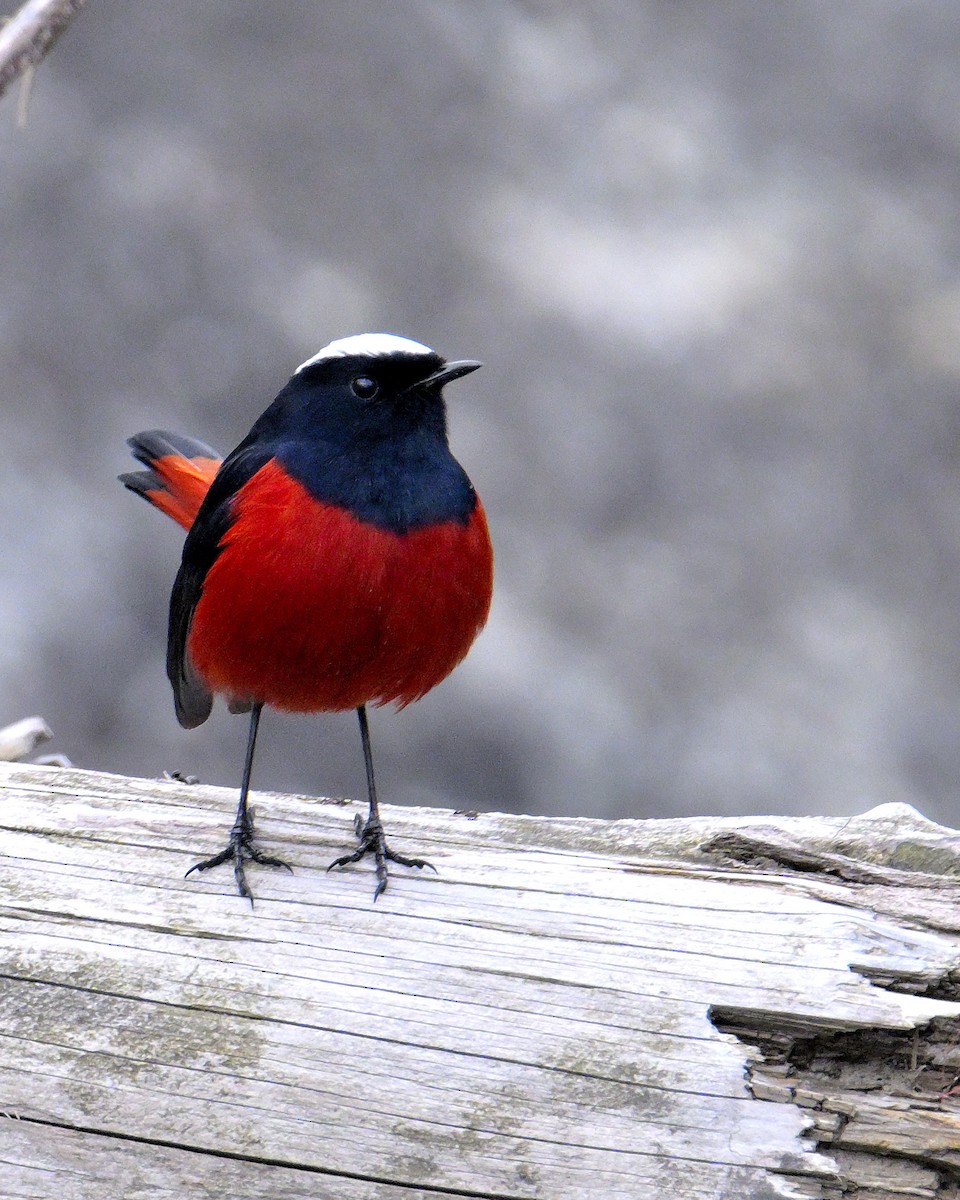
[[327, 704, 435, 899], [185, 703, 292, 903]]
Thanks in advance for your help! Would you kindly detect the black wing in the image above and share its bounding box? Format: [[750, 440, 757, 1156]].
[[167, 441, 273, 728]]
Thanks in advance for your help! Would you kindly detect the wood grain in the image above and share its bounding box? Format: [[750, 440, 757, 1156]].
[[0, 761, 958, 1198]]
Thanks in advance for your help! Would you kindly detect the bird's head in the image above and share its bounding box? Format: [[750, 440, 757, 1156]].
[[281, 333, 481, 444]]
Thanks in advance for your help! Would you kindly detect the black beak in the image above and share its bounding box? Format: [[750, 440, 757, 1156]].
[[418, 359, 482, 391]]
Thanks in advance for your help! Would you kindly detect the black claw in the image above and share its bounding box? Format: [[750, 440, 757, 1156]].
[[185, 848, 233, 875], [186, 810, 292, 902], [327, 814, 435, 899]]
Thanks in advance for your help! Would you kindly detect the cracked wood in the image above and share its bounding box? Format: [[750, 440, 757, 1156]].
[[0, 761, 959, 1199]]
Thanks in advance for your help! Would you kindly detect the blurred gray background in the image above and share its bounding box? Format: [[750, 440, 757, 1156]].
[[3, 1, 960, 826]]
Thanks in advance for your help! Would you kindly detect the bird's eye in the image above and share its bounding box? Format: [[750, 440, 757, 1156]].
[[350, 376, 379, 400]]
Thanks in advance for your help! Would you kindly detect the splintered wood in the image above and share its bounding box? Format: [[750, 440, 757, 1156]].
[[0, 761, 958, 1199]]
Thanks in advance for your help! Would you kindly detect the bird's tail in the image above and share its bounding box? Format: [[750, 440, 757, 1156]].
[[120, 430, 222, 531]]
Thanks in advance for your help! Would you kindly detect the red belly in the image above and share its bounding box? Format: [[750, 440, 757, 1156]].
[[187, 460, 493, 712]]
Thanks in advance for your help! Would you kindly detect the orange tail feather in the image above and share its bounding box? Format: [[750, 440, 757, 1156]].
[[121, 430, 222, 531]]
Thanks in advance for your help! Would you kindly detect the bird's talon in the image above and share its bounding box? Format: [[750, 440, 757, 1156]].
[[185, 823, 291, 900], [327, 815, 434, 898]]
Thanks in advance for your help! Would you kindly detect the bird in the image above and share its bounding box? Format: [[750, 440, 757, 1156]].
[[120, 333, 493, 902]]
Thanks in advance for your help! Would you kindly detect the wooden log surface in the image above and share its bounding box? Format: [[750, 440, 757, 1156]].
[[0, 760, 959, 1199]]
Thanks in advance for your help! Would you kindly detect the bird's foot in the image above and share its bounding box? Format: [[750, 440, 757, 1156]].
[[185, 809, 292, 903], [327, 812, 435, 900]]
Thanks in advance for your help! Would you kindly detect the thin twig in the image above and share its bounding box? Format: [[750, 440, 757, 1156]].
[[15, 59, 34, 124], [0, 0, 87, 101]]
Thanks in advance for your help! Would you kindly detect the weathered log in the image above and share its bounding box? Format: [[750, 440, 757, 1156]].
[[0, 760, 958, 1199]]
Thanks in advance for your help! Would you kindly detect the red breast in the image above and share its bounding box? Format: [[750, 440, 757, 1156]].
[[187, 459, 493, 713]]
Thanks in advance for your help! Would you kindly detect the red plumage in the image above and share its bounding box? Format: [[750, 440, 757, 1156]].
[[188, 458, 493, 713], [142, 453, 220, 531]]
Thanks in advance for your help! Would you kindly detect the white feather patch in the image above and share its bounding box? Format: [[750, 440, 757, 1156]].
[[295, 333, 435, 374]]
